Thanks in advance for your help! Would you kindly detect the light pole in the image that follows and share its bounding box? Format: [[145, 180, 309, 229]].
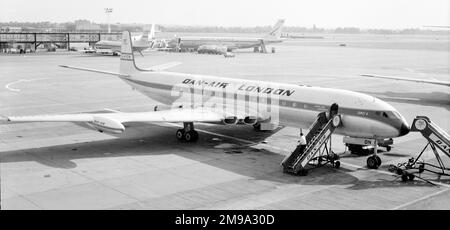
[[104, 8, 113, 33]]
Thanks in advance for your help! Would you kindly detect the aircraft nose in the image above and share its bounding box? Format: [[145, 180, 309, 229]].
[[399, 121, 410, 137]]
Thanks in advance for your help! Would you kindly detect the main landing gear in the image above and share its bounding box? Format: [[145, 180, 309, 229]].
[[176, 122, 199, 142]]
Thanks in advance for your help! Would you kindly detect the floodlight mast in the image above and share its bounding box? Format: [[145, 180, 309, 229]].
[[104, 8, 113, 33]]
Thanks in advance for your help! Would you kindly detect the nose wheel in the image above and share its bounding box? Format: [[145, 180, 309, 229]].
[[176, 122, 199, 142], [367, 155, 382, 169]]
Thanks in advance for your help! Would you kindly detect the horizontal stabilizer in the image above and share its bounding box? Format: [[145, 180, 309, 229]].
[[59, 65, 128, 77]]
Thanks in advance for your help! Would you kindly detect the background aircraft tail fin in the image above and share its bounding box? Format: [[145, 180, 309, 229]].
[[150, 23, 156, 40], [265, 19, 285, 39]]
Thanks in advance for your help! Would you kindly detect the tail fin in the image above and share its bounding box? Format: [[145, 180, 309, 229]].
[[119, 31, 179, 74], [150, 23, 156, 40], [120, 31, 137, 75], [137, 23, 155, 42], [265, 19, 285, 39]]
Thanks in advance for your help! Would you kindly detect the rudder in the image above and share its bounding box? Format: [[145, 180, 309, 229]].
[[266, 19, 285, 39]]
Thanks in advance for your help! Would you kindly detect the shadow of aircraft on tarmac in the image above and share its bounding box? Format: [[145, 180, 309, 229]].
[[1, 122, 443, 190]]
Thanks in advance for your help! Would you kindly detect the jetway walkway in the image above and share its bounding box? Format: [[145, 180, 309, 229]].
[[282, 111, 342, 175], [389, 116, 450, 183], [0, 32, 122, 51]]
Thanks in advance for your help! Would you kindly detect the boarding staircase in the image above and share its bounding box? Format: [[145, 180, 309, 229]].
[[389, 116, 450, 182], [411, 116, 450, 159], [282, 112, 342, 175], [259, 39, 267, 53]]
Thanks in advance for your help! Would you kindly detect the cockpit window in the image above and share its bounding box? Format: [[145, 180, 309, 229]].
[[382, 111, 403, 120], [375, 111, 397, 119], [391, 111, 404, 120]]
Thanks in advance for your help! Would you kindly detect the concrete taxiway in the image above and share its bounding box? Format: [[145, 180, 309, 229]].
[[1, 34, 449, 209]]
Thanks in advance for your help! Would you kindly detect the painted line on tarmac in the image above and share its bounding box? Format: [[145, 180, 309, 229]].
[[164, 123, 450, 189], [339, 157, 450, 188], [335, 159, 450, 188], [391, 188, 449, 210], [5, 78, 49, 92]]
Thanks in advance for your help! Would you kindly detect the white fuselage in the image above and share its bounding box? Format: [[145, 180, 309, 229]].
[[119, 70, 409, 139], [168, 36, 283, 50], [94, 39, 149, 53]]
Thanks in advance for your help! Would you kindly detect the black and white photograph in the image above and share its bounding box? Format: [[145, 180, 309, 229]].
[[1, 0, 449, 215]]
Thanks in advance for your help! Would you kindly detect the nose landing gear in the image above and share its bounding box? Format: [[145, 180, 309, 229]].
[[367, 139, 382, 169], [176, 122, 199, 142]]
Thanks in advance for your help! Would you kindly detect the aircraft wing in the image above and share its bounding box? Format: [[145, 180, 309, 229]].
[[4, 108, 226, 133], [60, 62, 181, 75], [59, 65, 127, 77], [361, 74, 450, 87], [6, 109, 224, 123]]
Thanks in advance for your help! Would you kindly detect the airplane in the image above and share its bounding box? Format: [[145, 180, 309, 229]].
[[166, 19, 285, 53], [4, 31, 410, 169], [361, 74, 450, 87], [87, 25, 156, 56]]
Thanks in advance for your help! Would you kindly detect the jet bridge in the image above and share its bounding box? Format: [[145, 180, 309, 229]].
[[0, 32, 121, 51], [389, 116, 450, 183], [282, 111, 342, 175]]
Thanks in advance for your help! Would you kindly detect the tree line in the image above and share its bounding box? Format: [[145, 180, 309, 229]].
[[1, 21, 448, 35]]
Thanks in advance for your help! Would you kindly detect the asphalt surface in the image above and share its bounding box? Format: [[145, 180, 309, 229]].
[[1, 34, 449, 209]]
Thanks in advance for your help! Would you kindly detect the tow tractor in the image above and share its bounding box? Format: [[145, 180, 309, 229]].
[[388, 116, 450, 184], [343, 136, 394, 169], [344, 136, 394, 155]]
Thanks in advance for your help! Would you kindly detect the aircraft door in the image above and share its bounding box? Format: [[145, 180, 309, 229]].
[[329, 103, 339, 119]]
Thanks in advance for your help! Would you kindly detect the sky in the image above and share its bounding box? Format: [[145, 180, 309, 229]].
[[1, 0, 448, 29]]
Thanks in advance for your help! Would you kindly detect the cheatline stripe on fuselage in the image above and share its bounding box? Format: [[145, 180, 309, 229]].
[[122, 77, 399, 127]]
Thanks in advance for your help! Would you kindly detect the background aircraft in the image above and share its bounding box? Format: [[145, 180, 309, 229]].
[[85, 25, 156, 56], [166, 19, 285, 53]]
